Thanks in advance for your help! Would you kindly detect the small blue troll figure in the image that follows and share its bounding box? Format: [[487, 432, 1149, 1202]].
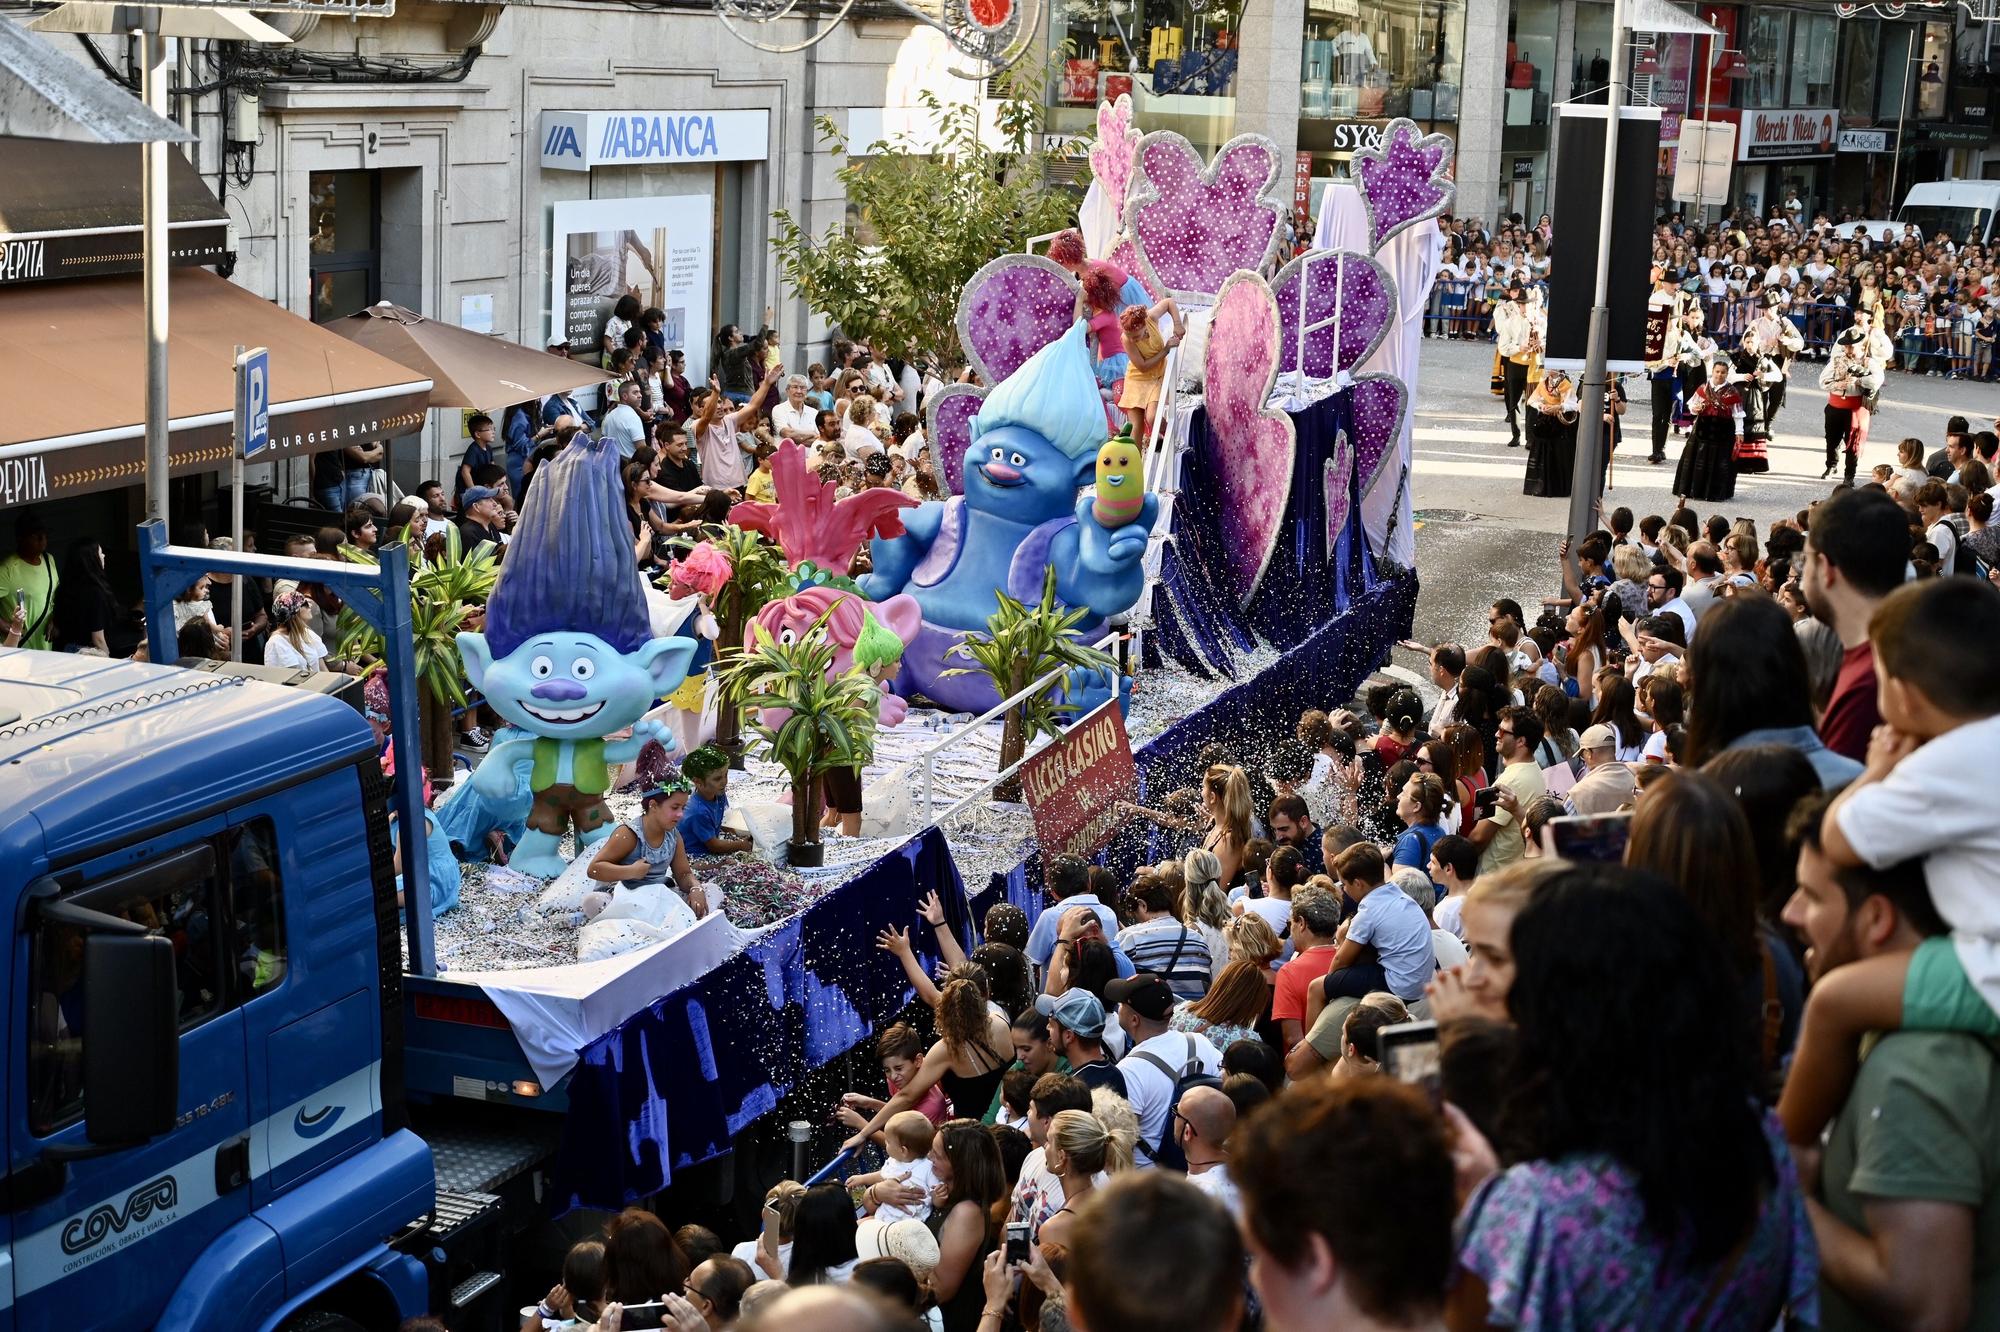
[[457, 435, 697, 879]]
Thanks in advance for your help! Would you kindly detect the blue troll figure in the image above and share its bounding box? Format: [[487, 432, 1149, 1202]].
[[457, 435, 698, 879], [862, 321, 1157, 713]]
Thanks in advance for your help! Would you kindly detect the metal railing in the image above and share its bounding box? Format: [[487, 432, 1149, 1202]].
[[911, 628, 1121, 824]]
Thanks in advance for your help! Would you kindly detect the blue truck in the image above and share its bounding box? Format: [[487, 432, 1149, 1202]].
[[0, 528, 573, 1329]]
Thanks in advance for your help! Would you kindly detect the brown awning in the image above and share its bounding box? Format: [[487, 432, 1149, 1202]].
[[0, 138, 229, 286], [328, 301, 614, 410], [0, 268, 433, 510]]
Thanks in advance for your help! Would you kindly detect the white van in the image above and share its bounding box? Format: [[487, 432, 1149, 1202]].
[[1894, 181, 2000, 245]]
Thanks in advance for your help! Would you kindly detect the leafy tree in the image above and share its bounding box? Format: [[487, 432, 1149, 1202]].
[[770, 61, 1084, 368]]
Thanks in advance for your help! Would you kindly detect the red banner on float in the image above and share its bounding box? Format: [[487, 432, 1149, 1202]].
[[1019, 700, 1139, 861]]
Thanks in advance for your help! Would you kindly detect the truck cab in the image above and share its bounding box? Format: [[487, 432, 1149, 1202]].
[[0, 648, 433, 1330]]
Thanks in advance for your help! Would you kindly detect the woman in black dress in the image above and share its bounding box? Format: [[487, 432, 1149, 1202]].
[[1522, 371, 1580, 497], [1674, 358, 1741, 503], [1728, 328, 1774, 474]]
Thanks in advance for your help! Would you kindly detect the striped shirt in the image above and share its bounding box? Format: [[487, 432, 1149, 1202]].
[[1116, 919, 1214, 1000]]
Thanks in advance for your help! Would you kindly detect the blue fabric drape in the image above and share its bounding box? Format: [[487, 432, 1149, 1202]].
[[1149, 391, 1379, 678], [549, 574, 1417, 1213], [553, 826, 965, 1211]]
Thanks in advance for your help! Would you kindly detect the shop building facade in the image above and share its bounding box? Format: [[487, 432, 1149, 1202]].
[[7, 0, 980, 531]]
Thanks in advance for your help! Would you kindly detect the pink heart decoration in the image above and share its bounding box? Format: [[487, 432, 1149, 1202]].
[[1127, 132, 1283, 297], [1090, 94, 1140, 217], [925, 384, 985, 496], [1324, 432, 1354, 544], [1350, 375, 1408, 501], [955, 254, 1079, 386], [1271, 250, 1398, 379], [1353, 119, 1457, 253], [1203, 271, 1296, 608]]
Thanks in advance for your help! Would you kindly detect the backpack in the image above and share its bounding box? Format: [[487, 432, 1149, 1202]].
[[1127, 1036, 1222, 1171]]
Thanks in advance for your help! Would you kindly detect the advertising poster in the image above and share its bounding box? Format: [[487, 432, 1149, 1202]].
[[549, 195, 713, 381]]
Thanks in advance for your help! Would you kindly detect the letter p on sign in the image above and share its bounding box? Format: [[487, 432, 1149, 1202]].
[[237, 347, 271, 460]]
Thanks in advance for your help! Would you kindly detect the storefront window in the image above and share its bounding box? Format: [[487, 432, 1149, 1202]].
[[1047, 0, 1238, 155], [1299, 0, 1464, 125], [1788, 12, 1837, 108], [1572, 0, 1615, 103], [1505, 0, 1558, 127], [1743, 9, 1789, 109]]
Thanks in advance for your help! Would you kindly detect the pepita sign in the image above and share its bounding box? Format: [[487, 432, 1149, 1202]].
[[539, 110, 770, 172]]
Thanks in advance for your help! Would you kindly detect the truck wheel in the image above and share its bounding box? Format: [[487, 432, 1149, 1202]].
[[280, 1312, 369, 1332]]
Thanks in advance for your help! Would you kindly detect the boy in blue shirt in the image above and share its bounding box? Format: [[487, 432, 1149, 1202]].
[[680, 745, 753, 856]]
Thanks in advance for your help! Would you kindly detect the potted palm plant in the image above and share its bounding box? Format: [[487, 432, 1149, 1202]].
[[941, 567, 1121, 801], [723, 619, 880, 867], [693, 523, 789, 769], [334, 526, 500, 782]]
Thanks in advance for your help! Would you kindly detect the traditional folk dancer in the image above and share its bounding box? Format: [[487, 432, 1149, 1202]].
[[1674, 359, 1741, 504], [1821, 329, 1883, 485]]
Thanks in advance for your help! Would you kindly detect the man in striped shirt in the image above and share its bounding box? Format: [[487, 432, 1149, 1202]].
[[1116, 876, 1213, 1001]]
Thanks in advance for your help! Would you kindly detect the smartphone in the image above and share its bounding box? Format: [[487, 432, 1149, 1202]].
[[1474, 786, 1501, 816], [1005, 1220, 1032, 1266], [612, 1302, 670, 1330], [1543, 812, 1632, 863], [1376, 1019, 1442, 1106]]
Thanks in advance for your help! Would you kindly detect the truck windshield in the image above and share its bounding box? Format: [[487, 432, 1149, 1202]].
[[1898, 205, 1993, 245]]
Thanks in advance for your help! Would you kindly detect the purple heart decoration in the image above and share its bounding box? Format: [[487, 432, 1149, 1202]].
[[1271, 250, 1399, 379], [1203, 271, 1296, 608], [1324, 432, 1354, 544], [954, 253, 1079, 386], [1109, 235, 1160, 304], [1352, 118, 1457, 253], [925, 384, 985, 496], [1127, 132, 1284, 298], [1349, 374, 1409, 501]]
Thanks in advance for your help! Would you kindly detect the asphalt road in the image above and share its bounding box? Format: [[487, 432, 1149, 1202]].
[[1403, 337, 2000, 650]]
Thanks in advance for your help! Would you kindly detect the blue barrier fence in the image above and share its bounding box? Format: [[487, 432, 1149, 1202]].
[[1422, 279, 1998, 379]]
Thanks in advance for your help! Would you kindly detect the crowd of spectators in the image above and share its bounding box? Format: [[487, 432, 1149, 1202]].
[[508, 425, 2000, 1332], [1428, 208, 2000, 378]]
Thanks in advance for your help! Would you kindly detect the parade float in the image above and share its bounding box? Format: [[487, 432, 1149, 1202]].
[[401, 101, 1446, 1212]]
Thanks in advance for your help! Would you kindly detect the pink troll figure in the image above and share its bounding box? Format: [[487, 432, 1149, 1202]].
[[749, 585, 922, 726], [667, 541, 733, 599]]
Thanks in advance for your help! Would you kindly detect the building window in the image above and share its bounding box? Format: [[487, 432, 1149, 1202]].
[[308, 170, 381, 325], [1838, 18, 1878, 125], [1300, 0, 1466, 124], [1742, 9, 1790, 108], [1915, 22, 1950, 120], [1876, 23, 1914, 123], [1788, 12, 1837, 108]]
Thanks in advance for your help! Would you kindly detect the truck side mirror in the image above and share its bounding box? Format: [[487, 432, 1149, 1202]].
[[82, 933, 179, 1146]]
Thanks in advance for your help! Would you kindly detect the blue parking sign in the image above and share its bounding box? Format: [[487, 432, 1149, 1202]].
[[236, 347, 270, 459]]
